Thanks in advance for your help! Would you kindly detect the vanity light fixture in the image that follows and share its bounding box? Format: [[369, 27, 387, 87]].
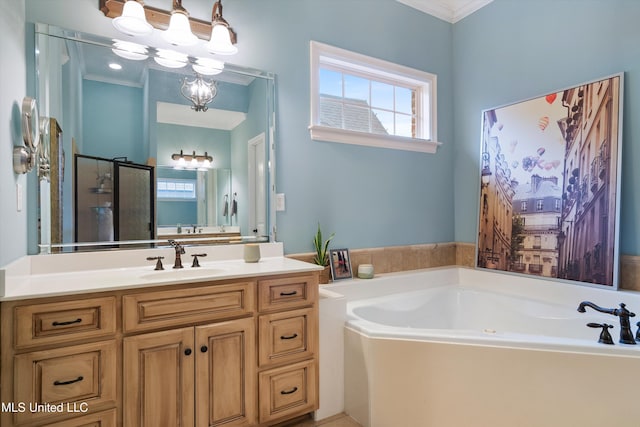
[[181, 73, 217, 112], [171, 150, 213, 169], [162, 0, 198, 46], [101, 0, 217, 40], [112, 0, 153, 36], [205, 0, 238, 55]]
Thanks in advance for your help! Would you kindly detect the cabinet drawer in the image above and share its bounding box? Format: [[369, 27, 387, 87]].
[[43, 408, 117, 427], [258, 275, 318, 312], [258, 359, 317, 423], [13, 341, 117, 425], [14, 297, 117, 349], [258, 307, 317, 367], [123, 281, 255, 333]]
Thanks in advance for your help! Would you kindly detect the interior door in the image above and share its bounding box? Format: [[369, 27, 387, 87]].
[[114, 161, 154, 241], [248, 133, 267, 237]]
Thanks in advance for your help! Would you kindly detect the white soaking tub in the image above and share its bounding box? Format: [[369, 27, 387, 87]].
[[323, 267, 640, 427]]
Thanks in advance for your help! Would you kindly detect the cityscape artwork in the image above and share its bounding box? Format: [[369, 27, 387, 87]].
[[476, 74, 623, 288]]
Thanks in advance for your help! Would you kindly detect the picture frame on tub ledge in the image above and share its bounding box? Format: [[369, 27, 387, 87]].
[[329, 248, 353, 281], [475, 73, 623, 289]]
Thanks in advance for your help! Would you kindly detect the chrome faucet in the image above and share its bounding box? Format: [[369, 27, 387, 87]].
[[577, 301, 636, 345], [168, 239, 185, 269]]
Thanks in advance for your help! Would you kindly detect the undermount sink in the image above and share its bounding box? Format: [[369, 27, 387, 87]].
[[139, 267, 226, 281]]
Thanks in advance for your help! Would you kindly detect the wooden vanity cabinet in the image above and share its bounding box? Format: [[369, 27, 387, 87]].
[[1, 271, 319, 427]]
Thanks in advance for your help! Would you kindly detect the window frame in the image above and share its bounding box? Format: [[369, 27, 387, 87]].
[[309, 41, 440, 153], [157, 177, 197, 201]]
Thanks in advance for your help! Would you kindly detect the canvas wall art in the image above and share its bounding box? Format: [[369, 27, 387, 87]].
[[476, 74, 623, 288]]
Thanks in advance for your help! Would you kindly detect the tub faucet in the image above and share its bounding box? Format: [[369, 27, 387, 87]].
[[168, 239, 185, 269], [577, 301, 636, 345]]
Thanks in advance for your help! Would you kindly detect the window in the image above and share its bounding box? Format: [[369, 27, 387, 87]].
[[157, 178, 196, 200], [309, 41, 439, 153], [536, 200, 544, 211], [521, 201, 527, 212]]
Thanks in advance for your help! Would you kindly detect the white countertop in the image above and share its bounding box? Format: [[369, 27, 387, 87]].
[[0, 243, 323, 301]]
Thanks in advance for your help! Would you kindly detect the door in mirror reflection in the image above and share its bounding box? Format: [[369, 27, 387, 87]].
[[75, 155, 154, 245]]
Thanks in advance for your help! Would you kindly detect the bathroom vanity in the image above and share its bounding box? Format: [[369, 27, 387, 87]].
[[0, 243, 321, 427]]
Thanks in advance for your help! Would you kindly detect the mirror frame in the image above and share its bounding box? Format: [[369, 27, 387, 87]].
[[34, 24, 277, 253]]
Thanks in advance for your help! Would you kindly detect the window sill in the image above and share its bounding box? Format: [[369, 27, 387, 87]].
[[309, 125, 442, 153]]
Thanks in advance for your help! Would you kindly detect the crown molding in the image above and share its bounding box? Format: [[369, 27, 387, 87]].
[[396, 0, 493, 23]]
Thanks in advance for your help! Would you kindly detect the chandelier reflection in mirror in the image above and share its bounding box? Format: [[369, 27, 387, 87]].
[[181, 73, 217, 112]]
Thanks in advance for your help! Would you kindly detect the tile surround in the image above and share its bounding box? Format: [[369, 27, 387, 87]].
[[289, 242, 640, 291]]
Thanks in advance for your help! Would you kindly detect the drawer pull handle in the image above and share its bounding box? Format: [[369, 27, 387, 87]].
[[280, 333, 298, 340], [184, 348, 192, 356], [280, 291, 298, 296], [52, 318, 82, 326], [53, 376, 84, 386], [280, 386, 298, 395]]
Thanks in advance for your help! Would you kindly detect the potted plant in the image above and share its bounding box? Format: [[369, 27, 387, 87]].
[[313, 223, 334, 284]]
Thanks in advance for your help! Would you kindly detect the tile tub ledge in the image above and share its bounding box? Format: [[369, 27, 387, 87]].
[[0, 242, 323, 301]]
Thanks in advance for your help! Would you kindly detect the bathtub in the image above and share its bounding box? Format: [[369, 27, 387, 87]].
[[322, 267, 640, 427]]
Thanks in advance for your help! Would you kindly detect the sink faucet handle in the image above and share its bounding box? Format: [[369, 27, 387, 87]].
[[587, 322, 615, 345], [617, 303, 635, 318], [191, 253, 207, 268], [146, 256, 165, 271], [168, 239, 185, 254]]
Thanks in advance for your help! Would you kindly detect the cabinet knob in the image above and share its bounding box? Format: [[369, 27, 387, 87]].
[[200, 345, 208, 353], [184, 348, 192, 356]]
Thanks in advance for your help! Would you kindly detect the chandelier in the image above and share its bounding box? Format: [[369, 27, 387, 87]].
[[180, 73, 217, 112]]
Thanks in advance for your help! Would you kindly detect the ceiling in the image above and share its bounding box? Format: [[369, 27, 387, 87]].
[[396, 0, 493, 23]]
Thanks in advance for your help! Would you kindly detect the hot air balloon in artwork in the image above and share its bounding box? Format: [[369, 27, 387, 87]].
[[509, 140, 518, 153], [538, 116, 549, 131], [545, 93, 557, 104], [537, 147, 546, 156]]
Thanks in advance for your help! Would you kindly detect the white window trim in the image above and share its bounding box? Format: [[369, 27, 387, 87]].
[[309, 41, 441, 154]]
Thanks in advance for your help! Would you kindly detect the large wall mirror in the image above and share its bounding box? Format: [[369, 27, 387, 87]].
[[35, 24, 276, 253]]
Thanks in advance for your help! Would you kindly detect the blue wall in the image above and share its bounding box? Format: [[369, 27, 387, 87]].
[[229, 0, 455, 254], [15, 0, 640, 263], [453, 0, 640, 255], [83, 80, 145, 162]]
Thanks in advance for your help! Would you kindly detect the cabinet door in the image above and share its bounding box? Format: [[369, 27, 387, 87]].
[[124, 328, 195, 427], [195, 318, 256, 427]]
